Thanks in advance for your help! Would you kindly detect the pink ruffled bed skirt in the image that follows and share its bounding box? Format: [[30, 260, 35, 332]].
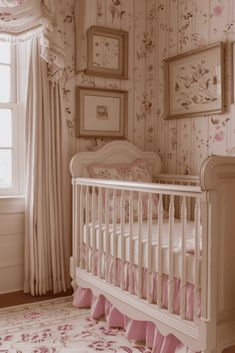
[[73, 254, 200, 353], [73, 287, 200, 353]]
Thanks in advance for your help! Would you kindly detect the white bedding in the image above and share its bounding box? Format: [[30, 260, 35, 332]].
[[83, 219, 201, 284]]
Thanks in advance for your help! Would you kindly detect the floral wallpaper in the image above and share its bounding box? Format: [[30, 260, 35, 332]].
[[60, 0, 148, 159], [145, 0, 235, 174], [61, 0, 235, 175]]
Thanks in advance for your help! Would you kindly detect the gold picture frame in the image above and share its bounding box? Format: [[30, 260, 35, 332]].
[[164, 42, 225, 119], [76, 87, 128, 139], [86, 26, 128, 79]]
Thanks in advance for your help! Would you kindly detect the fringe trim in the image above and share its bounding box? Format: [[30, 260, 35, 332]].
[[0, 6, 65, 79], [0, 24, 44, 42]]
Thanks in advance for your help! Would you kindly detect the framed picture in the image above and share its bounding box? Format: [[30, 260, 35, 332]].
[[86, 26, 128, 79], [76, 87, 128, 139], [164, 42, 225, 119], [232, 41, 235, 104]]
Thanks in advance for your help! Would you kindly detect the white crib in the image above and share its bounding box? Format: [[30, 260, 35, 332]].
[[70, 141, 235, 353]]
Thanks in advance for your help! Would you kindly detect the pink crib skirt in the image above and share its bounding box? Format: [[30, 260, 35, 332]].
[[73, 255, 200, 353]]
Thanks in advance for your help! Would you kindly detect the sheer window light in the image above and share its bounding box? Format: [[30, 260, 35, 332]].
[[0, 41, 24, 196]]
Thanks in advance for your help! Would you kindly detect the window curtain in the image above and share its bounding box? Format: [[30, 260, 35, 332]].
[[75, 0, 96, 72], [0, 0, 71, 294], [0, 0, 65, 78], [24, 38, 70, 295]]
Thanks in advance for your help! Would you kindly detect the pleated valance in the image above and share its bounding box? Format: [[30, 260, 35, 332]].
[[0, 0, 65, 76]]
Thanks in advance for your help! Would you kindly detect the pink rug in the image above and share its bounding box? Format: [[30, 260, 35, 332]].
[[0, 296, 149, 352]]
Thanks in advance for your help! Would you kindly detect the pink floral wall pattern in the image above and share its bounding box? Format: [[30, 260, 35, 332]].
[[61, 0, 149, 155], [61, 0, 235, 175], [146, 0, 235, 174]]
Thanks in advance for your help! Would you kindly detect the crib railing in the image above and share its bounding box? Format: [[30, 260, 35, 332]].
[[72, 177, 205, 323], [155, 174, 200, 220]]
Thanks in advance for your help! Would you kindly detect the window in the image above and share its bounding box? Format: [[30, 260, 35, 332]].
[[0, 42, 24, 196]]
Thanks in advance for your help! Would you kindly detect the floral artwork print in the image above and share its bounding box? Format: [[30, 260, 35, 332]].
[[166, 42, 223, 120], [93, 35, 119, 70], [0, 297, 147, 352], [174, 59, 218, 111]]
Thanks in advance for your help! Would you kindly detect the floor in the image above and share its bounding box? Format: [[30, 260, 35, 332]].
[[0, 288, 73, 308], [0, 297, 145, 353], [0, 290, 234, 352], [224, 348, 235, 353]]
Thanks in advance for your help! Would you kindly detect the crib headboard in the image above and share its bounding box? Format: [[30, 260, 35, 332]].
[[70, 141, 162, 179]]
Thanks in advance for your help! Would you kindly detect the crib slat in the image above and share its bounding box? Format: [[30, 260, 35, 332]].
[[200, 195, 208, 320], [147, 193, 153, 303], [168, 195, 175, 313], [129, 191, 134, 294], [157, 194, 163, 308], [194, 197, 201, 321], [79, 185, 84, 269], [187, 197, 191, 220], [73, 184, 79, 268], [98, 187, 103, 278], [91, 186, 96, 275], [105, 188, 110, 282], [180, 196, 187, 319], [112, 190, 117, 286], [137, 192, 143, 299], [85, 186, 90, 272], [120, 190, 125, 290]]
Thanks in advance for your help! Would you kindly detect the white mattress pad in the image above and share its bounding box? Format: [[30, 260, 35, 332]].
[[83, 219, 201, 284]]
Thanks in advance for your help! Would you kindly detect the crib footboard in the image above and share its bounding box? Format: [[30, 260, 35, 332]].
[[71, 175, 210, 351]]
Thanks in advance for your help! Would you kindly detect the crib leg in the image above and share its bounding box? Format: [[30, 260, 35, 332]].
[[71, 279, 78, 292]]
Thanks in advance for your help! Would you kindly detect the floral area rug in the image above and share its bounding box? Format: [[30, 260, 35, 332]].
[[0, 296, 149, 352]]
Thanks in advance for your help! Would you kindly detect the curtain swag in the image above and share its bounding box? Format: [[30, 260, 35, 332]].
[[0, 0, 65, 77]]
